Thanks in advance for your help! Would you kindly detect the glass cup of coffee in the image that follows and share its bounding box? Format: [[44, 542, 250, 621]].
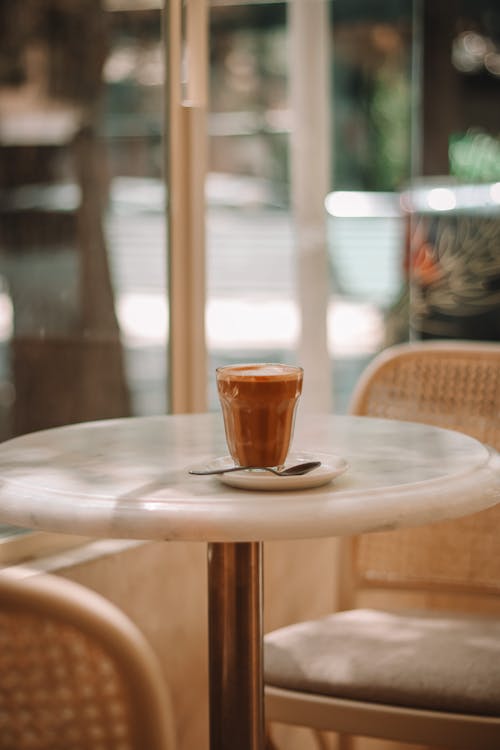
[[216, 363, 303, 468]]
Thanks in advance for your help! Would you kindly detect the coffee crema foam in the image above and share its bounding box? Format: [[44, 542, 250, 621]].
[[217, 363, 301, 381]]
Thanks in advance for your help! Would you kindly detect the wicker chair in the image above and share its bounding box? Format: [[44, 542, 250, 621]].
[[0, 570, 176, 750], [265, 341, 500, 750]]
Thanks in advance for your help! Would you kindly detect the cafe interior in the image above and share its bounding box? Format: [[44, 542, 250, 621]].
[[0, 0, 499, 749]]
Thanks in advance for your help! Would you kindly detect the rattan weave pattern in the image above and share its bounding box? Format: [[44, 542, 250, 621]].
[[353, 349, 500, 448], [0, 609, 134, 750], [349, 342, 500, 598]]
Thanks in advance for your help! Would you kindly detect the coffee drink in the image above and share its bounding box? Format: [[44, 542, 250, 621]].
[[216, 363, 303, 467]]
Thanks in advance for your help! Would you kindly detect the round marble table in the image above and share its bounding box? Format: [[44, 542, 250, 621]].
[[0, 413, 498, 750]]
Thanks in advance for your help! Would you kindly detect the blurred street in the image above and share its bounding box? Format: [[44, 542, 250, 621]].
[[105, 176, 399, 413]]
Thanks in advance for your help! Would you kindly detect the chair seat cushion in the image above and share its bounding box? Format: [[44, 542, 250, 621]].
[[264, 608, 500, 716]]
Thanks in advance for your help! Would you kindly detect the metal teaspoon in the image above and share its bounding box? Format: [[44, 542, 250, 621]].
[[189, 460, 321, 477]]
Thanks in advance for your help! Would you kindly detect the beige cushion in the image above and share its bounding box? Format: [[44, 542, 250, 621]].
[[264, 608, 500, 716]]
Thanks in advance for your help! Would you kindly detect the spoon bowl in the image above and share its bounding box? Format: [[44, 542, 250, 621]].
[[189, 460, 321, 477]]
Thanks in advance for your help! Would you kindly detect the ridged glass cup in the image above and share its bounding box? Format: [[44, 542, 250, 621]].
[[216, 363, 303, 468]]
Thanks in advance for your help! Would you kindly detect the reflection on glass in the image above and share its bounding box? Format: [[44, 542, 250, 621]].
[[0, 2, 167, 451], [405, 2, 500, 344]]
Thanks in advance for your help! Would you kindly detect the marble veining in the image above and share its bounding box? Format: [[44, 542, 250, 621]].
[[0, 413, 498, 542]]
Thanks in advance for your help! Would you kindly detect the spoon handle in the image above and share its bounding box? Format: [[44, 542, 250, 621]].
[[189, 465, 263, 475], [189, 460, 321, 477]]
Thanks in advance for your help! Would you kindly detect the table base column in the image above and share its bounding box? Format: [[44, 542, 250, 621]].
[[207, 541, 264, 750]]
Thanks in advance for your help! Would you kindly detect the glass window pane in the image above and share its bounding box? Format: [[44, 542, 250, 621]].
[[207, 0, 411, 412], [207, 2, 295, 408], [408, 1, 500, 343], [327, 0, 413, 410], [207, 0, 500, 415], [0, 1, 167, 536]]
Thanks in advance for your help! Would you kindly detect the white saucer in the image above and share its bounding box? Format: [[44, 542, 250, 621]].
[[190, 452, 349, 491]]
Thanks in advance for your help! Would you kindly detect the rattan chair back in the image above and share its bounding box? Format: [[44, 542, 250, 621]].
[[0, 570, 176, 750], [348, 340, 500, 607]]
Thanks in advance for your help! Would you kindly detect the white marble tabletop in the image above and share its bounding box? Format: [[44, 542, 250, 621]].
[[0, 413, 498, 542]]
